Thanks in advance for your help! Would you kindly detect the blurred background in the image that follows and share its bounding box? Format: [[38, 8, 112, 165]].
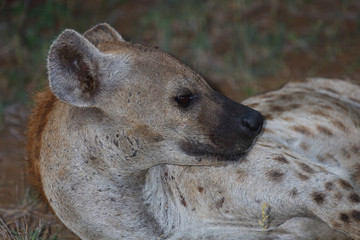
[[0, 0, 360, 239]]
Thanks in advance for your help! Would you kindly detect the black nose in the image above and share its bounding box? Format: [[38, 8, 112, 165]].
[[240, 110, 263, 136]]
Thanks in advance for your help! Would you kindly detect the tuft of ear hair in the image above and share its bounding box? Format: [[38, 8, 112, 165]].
[[84, 23, 125, 47], [47, 29, 102, 107]]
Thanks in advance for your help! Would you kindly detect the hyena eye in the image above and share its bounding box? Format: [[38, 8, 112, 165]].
[[175, 94, 197, 108]]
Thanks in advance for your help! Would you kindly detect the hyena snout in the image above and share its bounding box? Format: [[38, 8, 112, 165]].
[[212, 96, 264, 153]]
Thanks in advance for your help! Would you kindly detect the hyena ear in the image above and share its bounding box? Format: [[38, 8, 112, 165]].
[[84, 23, 125, 47], [47, 29, 102, 107]]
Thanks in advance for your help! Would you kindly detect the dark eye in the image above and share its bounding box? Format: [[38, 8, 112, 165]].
[[175, 94, 197, 108]]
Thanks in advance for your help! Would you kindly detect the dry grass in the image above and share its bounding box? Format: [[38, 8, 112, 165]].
[[0, 198, 79, 240], [0, 202, 58, 240]]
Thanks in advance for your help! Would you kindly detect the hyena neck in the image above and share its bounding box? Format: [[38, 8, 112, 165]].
[[53, 111, 163, 238], [143, 165, 189, 237], [74, 146, 162, 238]]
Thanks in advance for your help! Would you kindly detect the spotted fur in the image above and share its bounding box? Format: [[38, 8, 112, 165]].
[[27, 24, 360, 240]]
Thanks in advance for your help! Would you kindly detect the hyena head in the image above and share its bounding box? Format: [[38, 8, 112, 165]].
[[47, 23, 263, 170]]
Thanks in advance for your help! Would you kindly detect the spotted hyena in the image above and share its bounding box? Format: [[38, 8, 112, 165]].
[[27, 23, 360, 240]]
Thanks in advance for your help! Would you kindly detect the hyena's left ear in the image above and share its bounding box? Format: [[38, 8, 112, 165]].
[[84, 23, 125, 47]]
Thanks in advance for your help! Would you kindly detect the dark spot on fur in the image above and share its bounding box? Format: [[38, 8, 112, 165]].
[[317, 154, 326, 163], [113, 140, 119, 147], [334, 101, 347, 110], [263, 93, 276, 99], [133, 124, 163, 143], [152, 134, 164, 142], [312, 192, 325, 205], [351, 210, 360, 222], [296, 162, 315, 174], [338, 179, 353, 190], [267, 170, 285, 182], [320, 104, 334, 111], [198, 187, 204, 193], [349, 193, 360, 203], [331, 120, 349, 133], [352, 118, 358, 127], [289, 103, 301, 109], [263, 128, 274, 134], [317, 165, 328, 173], [282, 116, 294, 121], [300, 142, 309, 151], [296, 172, 310, 180], [311, 109, 330, 118], [279, 94, 293, 101], [351, 145, 360, 154], [216, 197, 225, 208], [339, 213, 350, 224], [291, 125, 314, 136], [263, 114, 274, 121], [192, 208, 196, 211], [349, 97, 360, 104], [273, 154, 289, 164], [180, 195, 187, 207], [317, 125, 334, 136], [322, 87, 340, 94], [325, 182, 334, 191], [270, 105, 285, 112], [236, 169, 248, 182], [290, 188, 298, 198], [335, 192, 343, 200], [331, 220, 341, 228], [111, 198, 116, 202], [247, 103, 259, 108]]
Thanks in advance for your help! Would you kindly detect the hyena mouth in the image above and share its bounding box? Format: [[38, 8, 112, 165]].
[[179, 141, 252, 161]]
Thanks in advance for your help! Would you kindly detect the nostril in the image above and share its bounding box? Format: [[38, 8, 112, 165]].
[[242, 118, 255, 131], [241, 112, 264, 133]]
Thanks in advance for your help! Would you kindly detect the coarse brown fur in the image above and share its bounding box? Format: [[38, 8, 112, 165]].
[[26, 88, 57, 199]]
